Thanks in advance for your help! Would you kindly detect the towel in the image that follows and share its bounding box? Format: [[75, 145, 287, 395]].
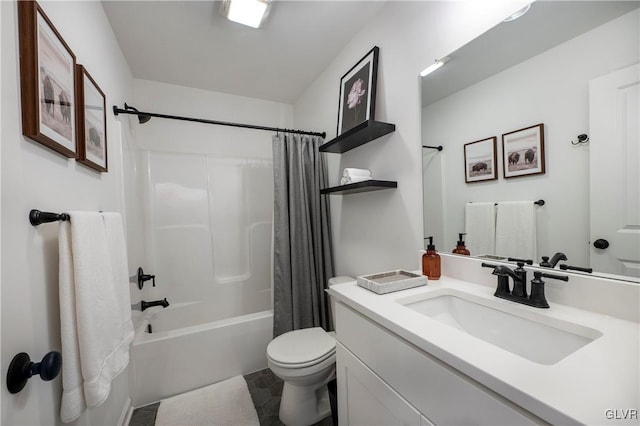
[[465, 203, 496, 256], [343, 168, 371, 178], [495, 201, 537, 260], [340, 175, 372, 185], [59, 212, 134, 423]]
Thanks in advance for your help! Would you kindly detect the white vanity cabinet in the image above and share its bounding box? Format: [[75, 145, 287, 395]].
[[334, 301, 543, 425]]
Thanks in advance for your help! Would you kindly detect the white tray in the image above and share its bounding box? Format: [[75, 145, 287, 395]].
[[356, 270, 427, 294]]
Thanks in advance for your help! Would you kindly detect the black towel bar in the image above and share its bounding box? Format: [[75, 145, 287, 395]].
[[29, 209, 70, 226]]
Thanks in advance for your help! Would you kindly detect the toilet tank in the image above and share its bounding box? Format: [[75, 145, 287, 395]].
[[328, 276, 354, 325]]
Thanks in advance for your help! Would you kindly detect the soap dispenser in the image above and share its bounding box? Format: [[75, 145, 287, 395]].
[[452, 233, 471, 256], [422, 236, 441, 280]]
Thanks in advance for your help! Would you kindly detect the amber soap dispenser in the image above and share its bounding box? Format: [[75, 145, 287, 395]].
[[452, 233, 471, 256], [422, 236, 441, 280]]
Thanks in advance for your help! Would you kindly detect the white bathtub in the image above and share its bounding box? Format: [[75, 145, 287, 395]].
[[130, 302, 273, 407]]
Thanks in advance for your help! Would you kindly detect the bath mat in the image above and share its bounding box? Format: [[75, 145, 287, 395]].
[[155, 375, 259, 426]]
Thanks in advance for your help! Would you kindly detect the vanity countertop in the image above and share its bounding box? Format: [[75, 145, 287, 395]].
[[327, 275, 639, 425]]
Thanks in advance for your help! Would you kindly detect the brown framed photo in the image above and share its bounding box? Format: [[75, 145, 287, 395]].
[[502, 123, 545, 179], [464, 137, 497, 183], [18, 0, 77, 157], [75, 65, 108, 172], [337, 46, 379, 136]]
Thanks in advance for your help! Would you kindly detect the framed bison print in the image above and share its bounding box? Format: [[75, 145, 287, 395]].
[[18, 1, 77, 157], [502, 123, 545, 179], [464, 137, 497, 183], [75, 65, 107, 172]]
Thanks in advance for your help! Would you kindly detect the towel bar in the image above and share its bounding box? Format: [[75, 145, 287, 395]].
[[29, 209, 70, 226]]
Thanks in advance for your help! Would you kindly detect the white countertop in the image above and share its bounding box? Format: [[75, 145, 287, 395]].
[[328, 275, 640, 425]]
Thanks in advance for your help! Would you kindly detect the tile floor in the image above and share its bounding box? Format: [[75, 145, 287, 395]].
[[129, 368, 335, 426]]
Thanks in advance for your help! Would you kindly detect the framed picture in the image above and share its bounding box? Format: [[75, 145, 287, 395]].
[[337, 46, 379, 136], [464, 137, 497, 183], [502, 123, 545, 179], [75, 65, 108, 172], [18, 0, 77, 158]]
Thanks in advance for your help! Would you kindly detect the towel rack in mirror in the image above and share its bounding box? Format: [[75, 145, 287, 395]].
[[29, 209, 69, 226]]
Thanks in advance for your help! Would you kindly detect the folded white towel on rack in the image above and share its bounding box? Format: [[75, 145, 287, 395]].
[[340, 175, 372, 185], [465, 203, 496, 256], [495, 201, 537, 260], [343, 168, 371, 178], [59, 212, 134, 423]]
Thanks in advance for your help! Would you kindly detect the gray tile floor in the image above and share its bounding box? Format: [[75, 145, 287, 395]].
[[129, 369, 335, 426]]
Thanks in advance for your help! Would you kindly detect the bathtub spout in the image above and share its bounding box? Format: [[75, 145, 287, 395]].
[[140, 298, 170, 311]]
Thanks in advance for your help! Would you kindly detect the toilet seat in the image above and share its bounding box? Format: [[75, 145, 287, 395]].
[[267, 327, 336, 369]]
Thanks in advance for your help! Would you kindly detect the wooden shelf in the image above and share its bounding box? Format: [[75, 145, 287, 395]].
[[319, 120, 396, 153], [321, 180, 397, 195]]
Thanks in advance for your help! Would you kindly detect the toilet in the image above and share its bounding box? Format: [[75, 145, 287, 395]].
[[267, 276, 353, 426]]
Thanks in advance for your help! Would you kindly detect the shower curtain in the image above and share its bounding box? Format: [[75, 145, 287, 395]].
[[272, 133, 334, 337]]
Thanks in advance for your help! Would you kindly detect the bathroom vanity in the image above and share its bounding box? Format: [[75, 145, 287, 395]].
[[327, 257, 639, 425]]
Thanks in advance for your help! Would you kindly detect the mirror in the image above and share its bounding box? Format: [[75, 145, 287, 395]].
[[421, 1, 640, 282]]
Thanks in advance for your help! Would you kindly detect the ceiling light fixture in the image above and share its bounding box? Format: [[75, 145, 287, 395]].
[[219, 0, 272, 29], [502, 3, 532, 22], [420, 57, 450, 77]]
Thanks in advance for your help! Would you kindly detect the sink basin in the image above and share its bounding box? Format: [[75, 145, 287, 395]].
[[398, 290, 602, 365]]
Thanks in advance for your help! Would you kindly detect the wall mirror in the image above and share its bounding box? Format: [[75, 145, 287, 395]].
[[421, 1, 639, 282]]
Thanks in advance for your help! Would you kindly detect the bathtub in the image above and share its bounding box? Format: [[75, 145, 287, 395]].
[[130, 302, 273, 407]]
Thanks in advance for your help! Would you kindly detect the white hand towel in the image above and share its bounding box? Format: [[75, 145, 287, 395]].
[[59, 212, 134, 423], [341, 175, 372, 185], [343, 168, 371, 178], [465, 203, 496, 256], [495, 201, 537, 260]]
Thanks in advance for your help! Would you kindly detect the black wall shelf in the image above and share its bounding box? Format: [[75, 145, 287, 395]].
[[319, 120, 395, 153], [321, 180, 397, 195]]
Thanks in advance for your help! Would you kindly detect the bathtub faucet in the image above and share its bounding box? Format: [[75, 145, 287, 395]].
[[140, 298, 170, 311]]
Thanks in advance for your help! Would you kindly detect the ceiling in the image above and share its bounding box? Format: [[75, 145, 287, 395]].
[[421, 1, 640, 106], [102, 1, 387, 104]]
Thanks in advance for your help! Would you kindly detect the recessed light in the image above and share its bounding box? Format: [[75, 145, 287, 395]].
[[219, 0, 272, 29], [503, 3, 532, 23]]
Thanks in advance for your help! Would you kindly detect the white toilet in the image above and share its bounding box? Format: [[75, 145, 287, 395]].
[[267, 276, 353, 426]]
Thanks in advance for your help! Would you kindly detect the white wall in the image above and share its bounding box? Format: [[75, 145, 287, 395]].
[[130, 79, 292, 311], [1, 1, 135, 424], [293, 1, 530, 277], [422, 9, 639, 266]]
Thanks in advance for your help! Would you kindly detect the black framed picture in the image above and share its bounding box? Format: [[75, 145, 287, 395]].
[[337, 46, 379, 136], [18, 0, 77, 157]]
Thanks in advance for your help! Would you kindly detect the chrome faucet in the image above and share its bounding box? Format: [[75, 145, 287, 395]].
[[482, 263, 568, 308]]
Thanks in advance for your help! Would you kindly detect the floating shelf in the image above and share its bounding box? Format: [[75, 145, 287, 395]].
[[321, 180, 397, 195], [319, 120, 396, 153]]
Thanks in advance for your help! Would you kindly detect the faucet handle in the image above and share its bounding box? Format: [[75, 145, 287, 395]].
[[559, 264, 592, 274], [534, 271, 569, 282]]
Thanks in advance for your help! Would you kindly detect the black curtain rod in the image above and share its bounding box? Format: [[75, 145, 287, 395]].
[[112, 104, 326, 138]]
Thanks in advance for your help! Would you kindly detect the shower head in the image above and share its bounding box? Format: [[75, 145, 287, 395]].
[[123, 103, 152, 124]]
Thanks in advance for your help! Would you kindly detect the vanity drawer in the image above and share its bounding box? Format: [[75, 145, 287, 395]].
[[335, 302, 544, 425]]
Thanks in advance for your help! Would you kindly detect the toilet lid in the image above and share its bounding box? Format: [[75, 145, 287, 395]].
[[267, 327, 336, 366]]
